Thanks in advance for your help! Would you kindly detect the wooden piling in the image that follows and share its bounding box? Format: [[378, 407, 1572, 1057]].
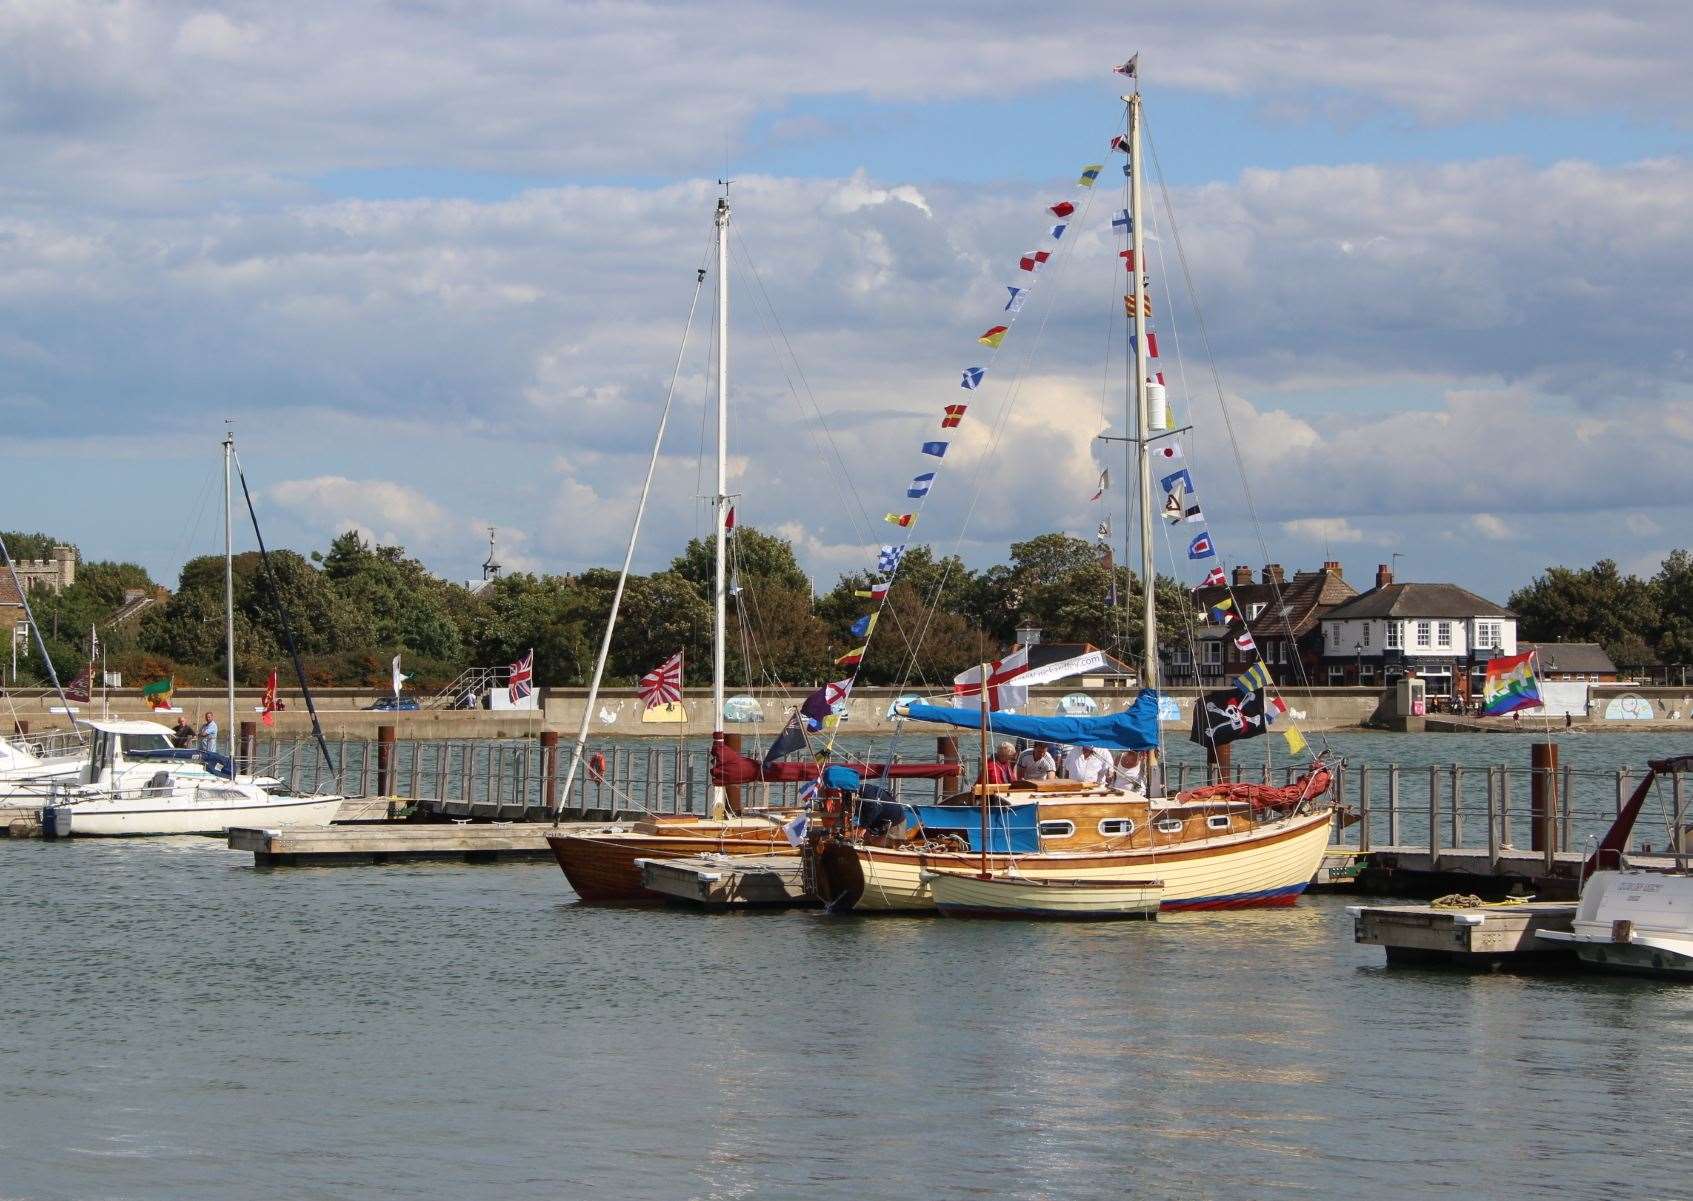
[[1428, 765, 1441, 868], [1530, 742, 1558, 859], [1207, 740, 1231, 785], [13, 720, 28, 736], [937, 737, 959, 797], [1358, 765, 1371, 852], [541, 731, 559, 812], [239, 720, 257, 775], [376, 725, 396, 797], [1450, 765, 1463, 848], [1486, 766, 1500, 866], [1388, 765, 1401, 846]]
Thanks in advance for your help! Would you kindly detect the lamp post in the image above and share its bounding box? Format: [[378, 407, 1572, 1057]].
[[1354, 641, 1363, 686]]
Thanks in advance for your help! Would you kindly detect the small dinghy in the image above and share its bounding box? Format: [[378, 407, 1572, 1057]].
[[921, 869, 1163, 920]]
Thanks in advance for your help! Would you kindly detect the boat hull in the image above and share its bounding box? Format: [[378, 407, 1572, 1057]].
[[824, 808, 1333, 913], [50, 794, 344, 837], [925, 871, 1162, 920], [546, 828, 795, 903]]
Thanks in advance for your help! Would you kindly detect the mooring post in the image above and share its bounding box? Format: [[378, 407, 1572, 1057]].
[[541, 730, 559, 812], [1501, 768, 1512, 847], [1206, 740, 1231, 785], [1332, 763, 1346, 843], [239, 720, 257, 775], [1428, 765, 1441, 868], [376, 725, 396, 797], [13, 720, 28, 736], [1530, 742, 1558, 868], [937, 736, 959, 802], [1358, 764, 1371, 852], [1560, 764, 1574, 851], [1674, 771, 1688, 861], [1486, 766, 1500, 866], [1388, 765, 1401, 846], [1616, 767, 1628, 817]]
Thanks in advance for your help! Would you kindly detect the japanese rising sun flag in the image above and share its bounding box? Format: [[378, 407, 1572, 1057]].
[[638, 652, 683, 708]]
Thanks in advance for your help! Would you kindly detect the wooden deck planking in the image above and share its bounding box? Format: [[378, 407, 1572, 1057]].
[[637, 853, 815, 908], [228, 820, 604, 865]]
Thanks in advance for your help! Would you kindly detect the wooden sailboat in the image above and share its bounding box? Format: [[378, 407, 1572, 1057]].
[[805, 64, 1336, 914]]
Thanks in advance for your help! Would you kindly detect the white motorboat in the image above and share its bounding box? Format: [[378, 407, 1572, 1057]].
[[0, 731, 85, 792], [41, 719, 342, 837], [1539, 870, 1693, 977]]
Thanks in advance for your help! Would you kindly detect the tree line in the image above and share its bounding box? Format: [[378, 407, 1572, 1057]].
[[8, 527, 1690, 694]]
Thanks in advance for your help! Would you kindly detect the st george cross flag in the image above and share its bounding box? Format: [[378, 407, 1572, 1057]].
[[878, 544, 905, 574], [801, 678, 853, 730], [1048, 201, 1075, 219], [854, 581, 890, 601], [942, 404, 967, 427], [1090, 469, 1109, 502], [638, 651, 683, 708], [1190, 688, 1265, 754], [884, 512, 916, 527], [1004, 286, 1026, 312], [960, 367, 984, 389], [508, 648, 534, 703], [1078, 164, 1103, 187], [1187, 531, 1215, 559], [1113, 55, 1139, 78], [1112, 209, 1132, 231], [1202, 565, 1227, 587], [953, 646, 1031, 711], [1019, 249, 1050, 271], [907, 472, 935, 499], [920, 441, 948, 458]]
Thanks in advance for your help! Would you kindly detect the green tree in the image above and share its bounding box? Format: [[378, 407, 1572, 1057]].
[[0, 531, 70, 561], [1508, 559, 1661, 670], [670, 527, 812, 597], [1652, 550, 1693, 668]]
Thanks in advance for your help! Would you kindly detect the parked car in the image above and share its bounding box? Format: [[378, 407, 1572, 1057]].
[[366, 696, 421, 712]]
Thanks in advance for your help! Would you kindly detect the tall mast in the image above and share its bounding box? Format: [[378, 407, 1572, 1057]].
[[1128, 89, 1157, 692], [223, 426, 236, 756], [711, 193, 729, 815]]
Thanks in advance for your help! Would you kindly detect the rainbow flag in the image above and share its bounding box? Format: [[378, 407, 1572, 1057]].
[[1482, 652, 1542, 716]]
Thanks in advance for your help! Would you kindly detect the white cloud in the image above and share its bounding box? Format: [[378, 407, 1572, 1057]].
[[268, 476, 448, 546], [1282, 517, 1367, 544], [1468, 513, 1514, 540]]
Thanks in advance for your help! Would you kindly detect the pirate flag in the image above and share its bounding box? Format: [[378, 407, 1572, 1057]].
[[1189, 688, 1267, 753]]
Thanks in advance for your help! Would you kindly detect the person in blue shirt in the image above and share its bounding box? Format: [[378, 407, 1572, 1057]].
[[198, 712, 219, 755]]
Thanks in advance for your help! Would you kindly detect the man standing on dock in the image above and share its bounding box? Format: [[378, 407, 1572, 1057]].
[[198, 711, 219, 755]]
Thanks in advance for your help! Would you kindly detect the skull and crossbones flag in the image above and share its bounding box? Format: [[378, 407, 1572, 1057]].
[[1189, 687, 1267, 752]]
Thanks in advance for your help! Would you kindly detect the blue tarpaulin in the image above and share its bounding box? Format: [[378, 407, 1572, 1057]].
[[905, 802, 1040, 853], [903, 688, 1162, 752]]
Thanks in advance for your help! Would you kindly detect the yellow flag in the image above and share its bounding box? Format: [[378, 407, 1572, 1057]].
[[1283, 726, 1308, 756]]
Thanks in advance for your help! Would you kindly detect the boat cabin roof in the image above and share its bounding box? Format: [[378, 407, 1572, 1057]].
[[77, 718, 177, 737]]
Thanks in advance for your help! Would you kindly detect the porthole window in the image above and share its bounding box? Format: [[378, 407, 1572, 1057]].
[[1098, 817, 1136, 837], [1038, 819, 1076, 838], [1154, 818, 1184, 835], [1206, 814, 1233, 831]]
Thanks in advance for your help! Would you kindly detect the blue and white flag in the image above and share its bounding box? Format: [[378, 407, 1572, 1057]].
[[907, 471, 935, 499], [1187, 531, 1216, 560], [878, 544, 906, 574], [1049, 221, 1068, 240], [960, 367, 984, 389], [850, 614, 873, 638], [920, 441, 948, 458], [1004, 287, 1026, 313], [784, 811, 811, 845], [1159, 468, 1195, 498], [1112, 209, 1132, 232]]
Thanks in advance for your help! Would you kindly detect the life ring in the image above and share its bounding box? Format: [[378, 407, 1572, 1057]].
[[587, 751, 606, 783]]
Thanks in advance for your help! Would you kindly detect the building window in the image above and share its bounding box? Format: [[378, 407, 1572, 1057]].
[[1415, 620, 1432, 647], [1202, 641, 1221, 666], [1359, 663, 1375, 682], [1329, 666, 1346, 684], [1249, 602, 1265, 619], [1171, 647, 1191, 666], [1476, 620, 1500, 650], [1386, 622, 1401, 649], [1437, 621, 1452, 648], [1361, 623, 1370, 648], [1331, 624, 1343, 648]]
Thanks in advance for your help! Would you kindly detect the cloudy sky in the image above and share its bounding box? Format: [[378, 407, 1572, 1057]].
[[3, 1, 1690, 603]]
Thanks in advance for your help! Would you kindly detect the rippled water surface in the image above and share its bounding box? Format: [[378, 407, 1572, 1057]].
[[5, 833, 1693, 1200]]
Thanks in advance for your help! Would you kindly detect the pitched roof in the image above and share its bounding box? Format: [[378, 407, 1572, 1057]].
[[0, 573, 22, 607], [1191, 567, 1359, 640], [1321, 582, 1513, 621], [1519, 642, 1617, 674]]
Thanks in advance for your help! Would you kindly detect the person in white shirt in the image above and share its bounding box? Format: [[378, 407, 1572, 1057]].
[[1016, 742, 1056, 782], [1110, 749, 1144, 791], [1062, 744, 1110, 785]]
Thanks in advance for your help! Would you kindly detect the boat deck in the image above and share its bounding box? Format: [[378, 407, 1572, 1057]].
[[1350, 901, 1578, 969], [636, 853, 814, 908]]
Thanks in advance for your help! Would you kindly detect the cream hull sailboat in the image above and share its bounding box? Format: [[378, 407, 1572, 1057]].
[[923, 869, 1163, 919]]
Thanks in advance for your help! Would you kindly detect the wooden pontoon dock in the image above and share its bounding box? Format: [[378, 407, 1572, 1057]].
[[636, 853, 814, 909], [1350, 901, 1579, 969]]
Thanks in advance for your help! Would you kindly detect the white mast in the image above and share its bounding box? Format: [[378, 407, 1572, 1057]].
[[223, 426, 236, 757], [1128, 89, 1156, 694], [711, 192, 729, 816]]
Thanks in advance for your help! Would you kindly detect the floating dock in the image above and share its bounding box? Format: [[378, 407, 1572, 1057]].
[[1350, 901, 1578, 969], [636, 853, 814, 909], [228, 820, 601, 866]]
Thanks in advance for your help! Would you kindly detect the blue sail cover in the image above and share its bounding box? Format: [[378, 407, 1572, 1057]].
[[903, 688, 1162, 752], [905, 803, 1039, 853]]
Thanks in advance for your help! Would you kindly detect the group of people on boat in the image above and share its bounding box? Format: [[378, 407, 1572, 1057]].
[[977, 739, 1143, 791]]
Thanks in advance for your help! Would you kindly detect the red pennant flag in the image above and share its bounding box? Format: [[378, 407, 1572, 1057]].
[[724, 505, 736, 531], [261, 670, 278, 726], [1048, 200, 1075, 219], [1120, 249, 1135, 271]]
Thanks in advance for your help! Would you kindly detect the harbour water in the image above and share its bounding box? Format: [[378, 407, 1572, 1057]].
[[6, 814, 1693, 1200]]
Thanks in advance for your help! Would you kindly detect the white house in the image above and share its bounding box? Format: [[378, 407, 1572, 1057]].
[[1316, 567, 1516, 697]]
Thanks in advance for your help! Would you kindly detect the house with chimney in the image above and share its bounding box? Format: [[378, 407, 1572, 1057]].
[[0, 544, 76, 642], [1167, 561, 1358, 688], [1316, 565, 1516, 697]]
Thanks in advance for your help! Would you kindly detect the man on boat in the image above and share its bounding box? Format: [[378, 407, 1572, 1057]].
[[1016, 741, 1056, 782], [980, 741, 1017, 786], [171, 716, 194, 748], [198, 711, 219, 755], [1063, 743, 1110, 785], [1111, 749, 1144, 791]]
